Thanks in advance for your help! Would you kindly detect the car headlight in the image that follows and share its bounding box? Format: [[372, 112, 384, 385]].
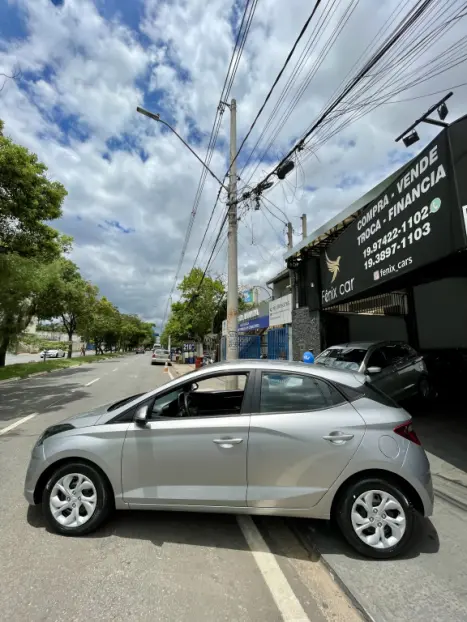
[[35, 423, 75, 447]]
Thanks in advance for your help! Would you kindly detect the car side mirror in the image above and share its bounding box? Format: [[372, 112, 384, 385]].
[[135, 404, 149, 426], [367, 366, 382, 375]]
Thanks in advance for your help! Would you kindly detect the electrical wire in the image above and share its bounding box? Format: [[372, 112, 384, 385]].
[[245, 0, 457, 197], [161, 0, 258, 324]]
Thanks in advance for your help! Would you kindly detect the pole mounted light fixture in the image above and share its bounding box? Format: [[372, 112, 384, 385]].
[[136, 106, 229, 193], [395, 92, 453, 147]]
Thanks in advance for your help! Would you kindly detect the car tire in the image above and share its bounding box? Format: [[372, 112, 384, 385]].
[[418, 375, 431, 400], [335, 477, 417, 559], [42, 461, 113, 537]]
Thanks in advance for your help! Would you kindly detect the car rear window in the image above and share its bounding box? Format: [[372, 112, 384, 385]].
[[315, 347, 367, 372], [335, 381, 400, 408], [155, 349, 169, 355]]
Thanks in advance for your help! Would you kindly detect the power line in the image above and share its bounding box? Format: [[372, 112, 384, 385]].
[[161, 0, 258, 326]]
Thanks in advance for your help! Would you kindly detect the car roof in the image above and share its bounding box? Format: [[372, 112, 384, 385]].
[[181, 359, 366, 388], [321, 340, 408, 351]]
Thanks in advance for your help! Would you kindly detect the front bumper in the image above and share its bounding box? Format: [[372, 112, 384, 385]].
[[24, 443, 46, 505]]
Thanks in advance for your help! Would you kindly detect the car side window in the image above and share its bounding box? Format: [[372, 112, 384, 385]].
[[259, 372, 345, 414], [381, 344, 408, 365], [367, 348, 388, 369]]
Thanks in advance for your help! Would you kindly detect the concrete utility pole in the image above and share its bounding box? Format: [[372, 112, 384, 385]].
[[301, 214, 307, 240], [226, 99, 239, 362], [287, 222, 293, 249]]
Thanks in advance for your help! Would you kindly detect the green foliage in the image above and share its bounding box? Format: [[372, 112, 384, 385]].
[[0, 119, 68, 260], [161, 268, 225, 345]]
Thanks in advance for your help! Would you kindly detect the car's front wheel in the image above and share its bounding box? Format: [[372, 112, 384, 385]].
[[335, 477, 417, 559], [42, 462, 112, 536]]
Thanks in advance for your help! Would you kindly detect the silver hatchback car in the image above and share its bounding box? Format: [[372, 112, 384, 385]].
[[24, 360, 433, 559]]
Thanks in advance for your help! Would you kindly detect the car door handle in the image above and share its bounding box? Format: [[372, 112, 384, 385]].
[[323, 432, 354, 444], [212, 437, 243, 446]]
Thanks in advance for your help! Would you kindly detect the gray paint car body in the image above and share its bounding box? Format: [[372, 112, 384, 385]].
[[25, 360, 433, 527]]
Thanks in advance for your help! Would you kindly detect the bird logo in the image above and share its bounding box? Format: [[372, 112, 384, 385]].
[[325, 252, 341, 283]]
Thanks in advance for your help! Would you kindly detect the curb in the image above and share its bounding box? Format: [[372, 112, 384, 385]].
[[289, 521, 375, 622]]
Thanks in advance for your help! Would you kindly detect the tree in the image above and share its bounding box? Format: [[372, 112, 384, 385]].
[[0, 119, 69, 366], [79, 297, 120, 355], [0, 254, 51, 366], [0, 119, 68, 260], [38, 259, 99, 358], [161, 268, 225, 345]]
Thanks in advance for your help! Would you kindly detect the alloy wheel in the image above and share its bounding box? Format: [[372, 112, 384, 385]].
[[49, 473, 97, 528], [350, 489, 406, 549]]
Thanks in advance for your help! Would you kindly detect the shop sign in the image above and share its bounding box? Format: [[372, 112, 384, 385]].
[[320, 130, 457, 307], [269, 294, 292, 326]]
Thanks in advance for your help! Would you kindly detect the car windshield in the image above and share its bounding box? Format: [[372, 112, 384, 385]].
[[315, 347, 367, 372]]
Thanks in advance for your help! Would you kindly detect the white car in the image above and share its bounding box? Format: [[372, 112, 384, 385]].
[[151, 349, 171, 365], [40, 348, 66, 359]]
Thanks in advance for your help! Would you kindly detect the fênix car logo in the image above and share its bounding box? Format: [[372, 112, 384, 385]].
[[322, 252, 355, 304], [325, 252, 341, 283]]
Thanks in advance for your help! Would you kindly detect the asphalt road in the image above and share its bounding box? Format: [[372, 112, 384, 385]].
[[0, 353, 360, 622]]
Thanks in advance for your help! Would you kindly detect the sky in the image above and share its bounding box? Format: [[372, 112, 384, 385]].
[[1, 0, 466, 329]]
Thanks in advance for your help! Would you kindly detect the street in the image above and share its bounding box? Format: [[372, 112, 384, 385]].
[[0, 353, 360, 622]]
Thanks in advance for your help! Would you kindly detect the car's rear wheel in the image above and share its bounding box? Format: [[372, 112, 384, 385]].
[[42, 462, 112, 536], [418, 375, 431, 400], [335, 477, 417, 559]]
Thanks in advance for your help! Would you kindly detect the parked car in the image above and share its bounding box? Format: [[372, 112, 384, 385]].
[[24, 359, 433, 559], [135, 347, 145, 354], [314, 341, 430, 402], [151, 349, 171, 365], [40, 348, 66, 359]]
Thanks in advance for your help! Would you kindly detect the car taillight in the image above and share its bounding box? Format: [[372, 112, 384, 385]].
[[152, 353, 155, 358], [394, 422, 421, 446]]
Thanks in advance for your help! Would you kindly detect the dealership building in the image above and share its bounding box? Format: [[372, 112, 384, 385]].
[[284, 114, 467, 365]]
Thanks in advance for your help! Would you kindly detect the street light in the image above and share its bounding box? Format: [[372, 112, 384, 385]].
[[395, 92, 453, 146], [136, 106, 229, 193]]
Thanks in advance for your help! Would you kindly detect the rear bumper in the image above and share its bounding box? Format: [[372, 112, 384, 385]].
[[403, 443, 434, 517]]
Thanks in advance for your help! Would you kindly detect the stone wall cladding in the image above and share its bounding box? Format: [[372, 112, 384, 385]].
[[292, 307, 322, 361]]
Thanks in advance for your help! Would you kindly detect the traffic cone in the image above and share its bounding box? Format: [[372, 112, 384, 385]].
[[163, 360, 169, 373]]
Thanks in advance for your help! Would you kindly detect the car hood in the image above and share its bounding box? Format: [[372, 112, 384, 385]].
[[62, 402, 115, 428]]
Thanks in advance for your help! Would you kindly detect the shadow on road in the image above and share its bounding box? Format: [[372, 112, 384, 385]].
[[26, 504, 439, 562], [0, 375, 95, 422]]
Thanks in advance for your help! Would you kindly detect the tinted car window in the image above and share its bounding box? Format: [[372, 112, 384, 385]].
[[381, 344, 410, 364], [315, 347, 367, 372], [367, 348, 388, 369], [259, 372, 345, 413]]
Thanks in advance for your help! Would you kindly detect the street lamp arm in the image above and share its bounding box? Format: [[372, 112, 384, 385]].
[[136, 107, 229, 193]]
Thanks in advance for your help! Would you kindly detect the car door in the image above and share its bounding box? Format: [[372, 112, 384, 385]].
[[121, 371, 252, 508], [365, 345, 399, 397], [246, 370, 366, 510], [385, 343, 420, 399]]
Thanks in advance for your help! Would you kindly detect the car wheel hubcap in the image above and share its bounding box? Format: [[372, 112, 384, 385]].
[[49, 473, 97, 528], [351, 490, 406, 549]]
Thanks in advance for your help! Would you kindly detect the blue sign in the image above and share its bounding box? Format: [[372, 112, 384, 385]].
[[238, 316, 269, 332], [243, 289, 254, 304], [303, 351, 315, 364]]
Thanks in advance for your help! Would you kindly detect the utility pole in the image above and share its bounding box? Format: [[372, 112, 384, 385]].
[[226, 99, 238, 363], [301, 214, 307, 240], [287, 222, 293, 249]]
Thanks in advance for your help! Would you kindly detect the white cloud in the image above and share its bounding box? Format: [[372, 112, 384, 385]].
[[1, 0, 467, 327]]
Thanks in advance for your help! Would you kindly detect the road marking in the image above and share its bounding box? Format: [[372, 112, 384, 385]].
[[168, 371, 174, 380], [112, 368, 118, 372], [84, 378, 100, 387], [237, 516, 309, 622], [0, 413, 37, 436]]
